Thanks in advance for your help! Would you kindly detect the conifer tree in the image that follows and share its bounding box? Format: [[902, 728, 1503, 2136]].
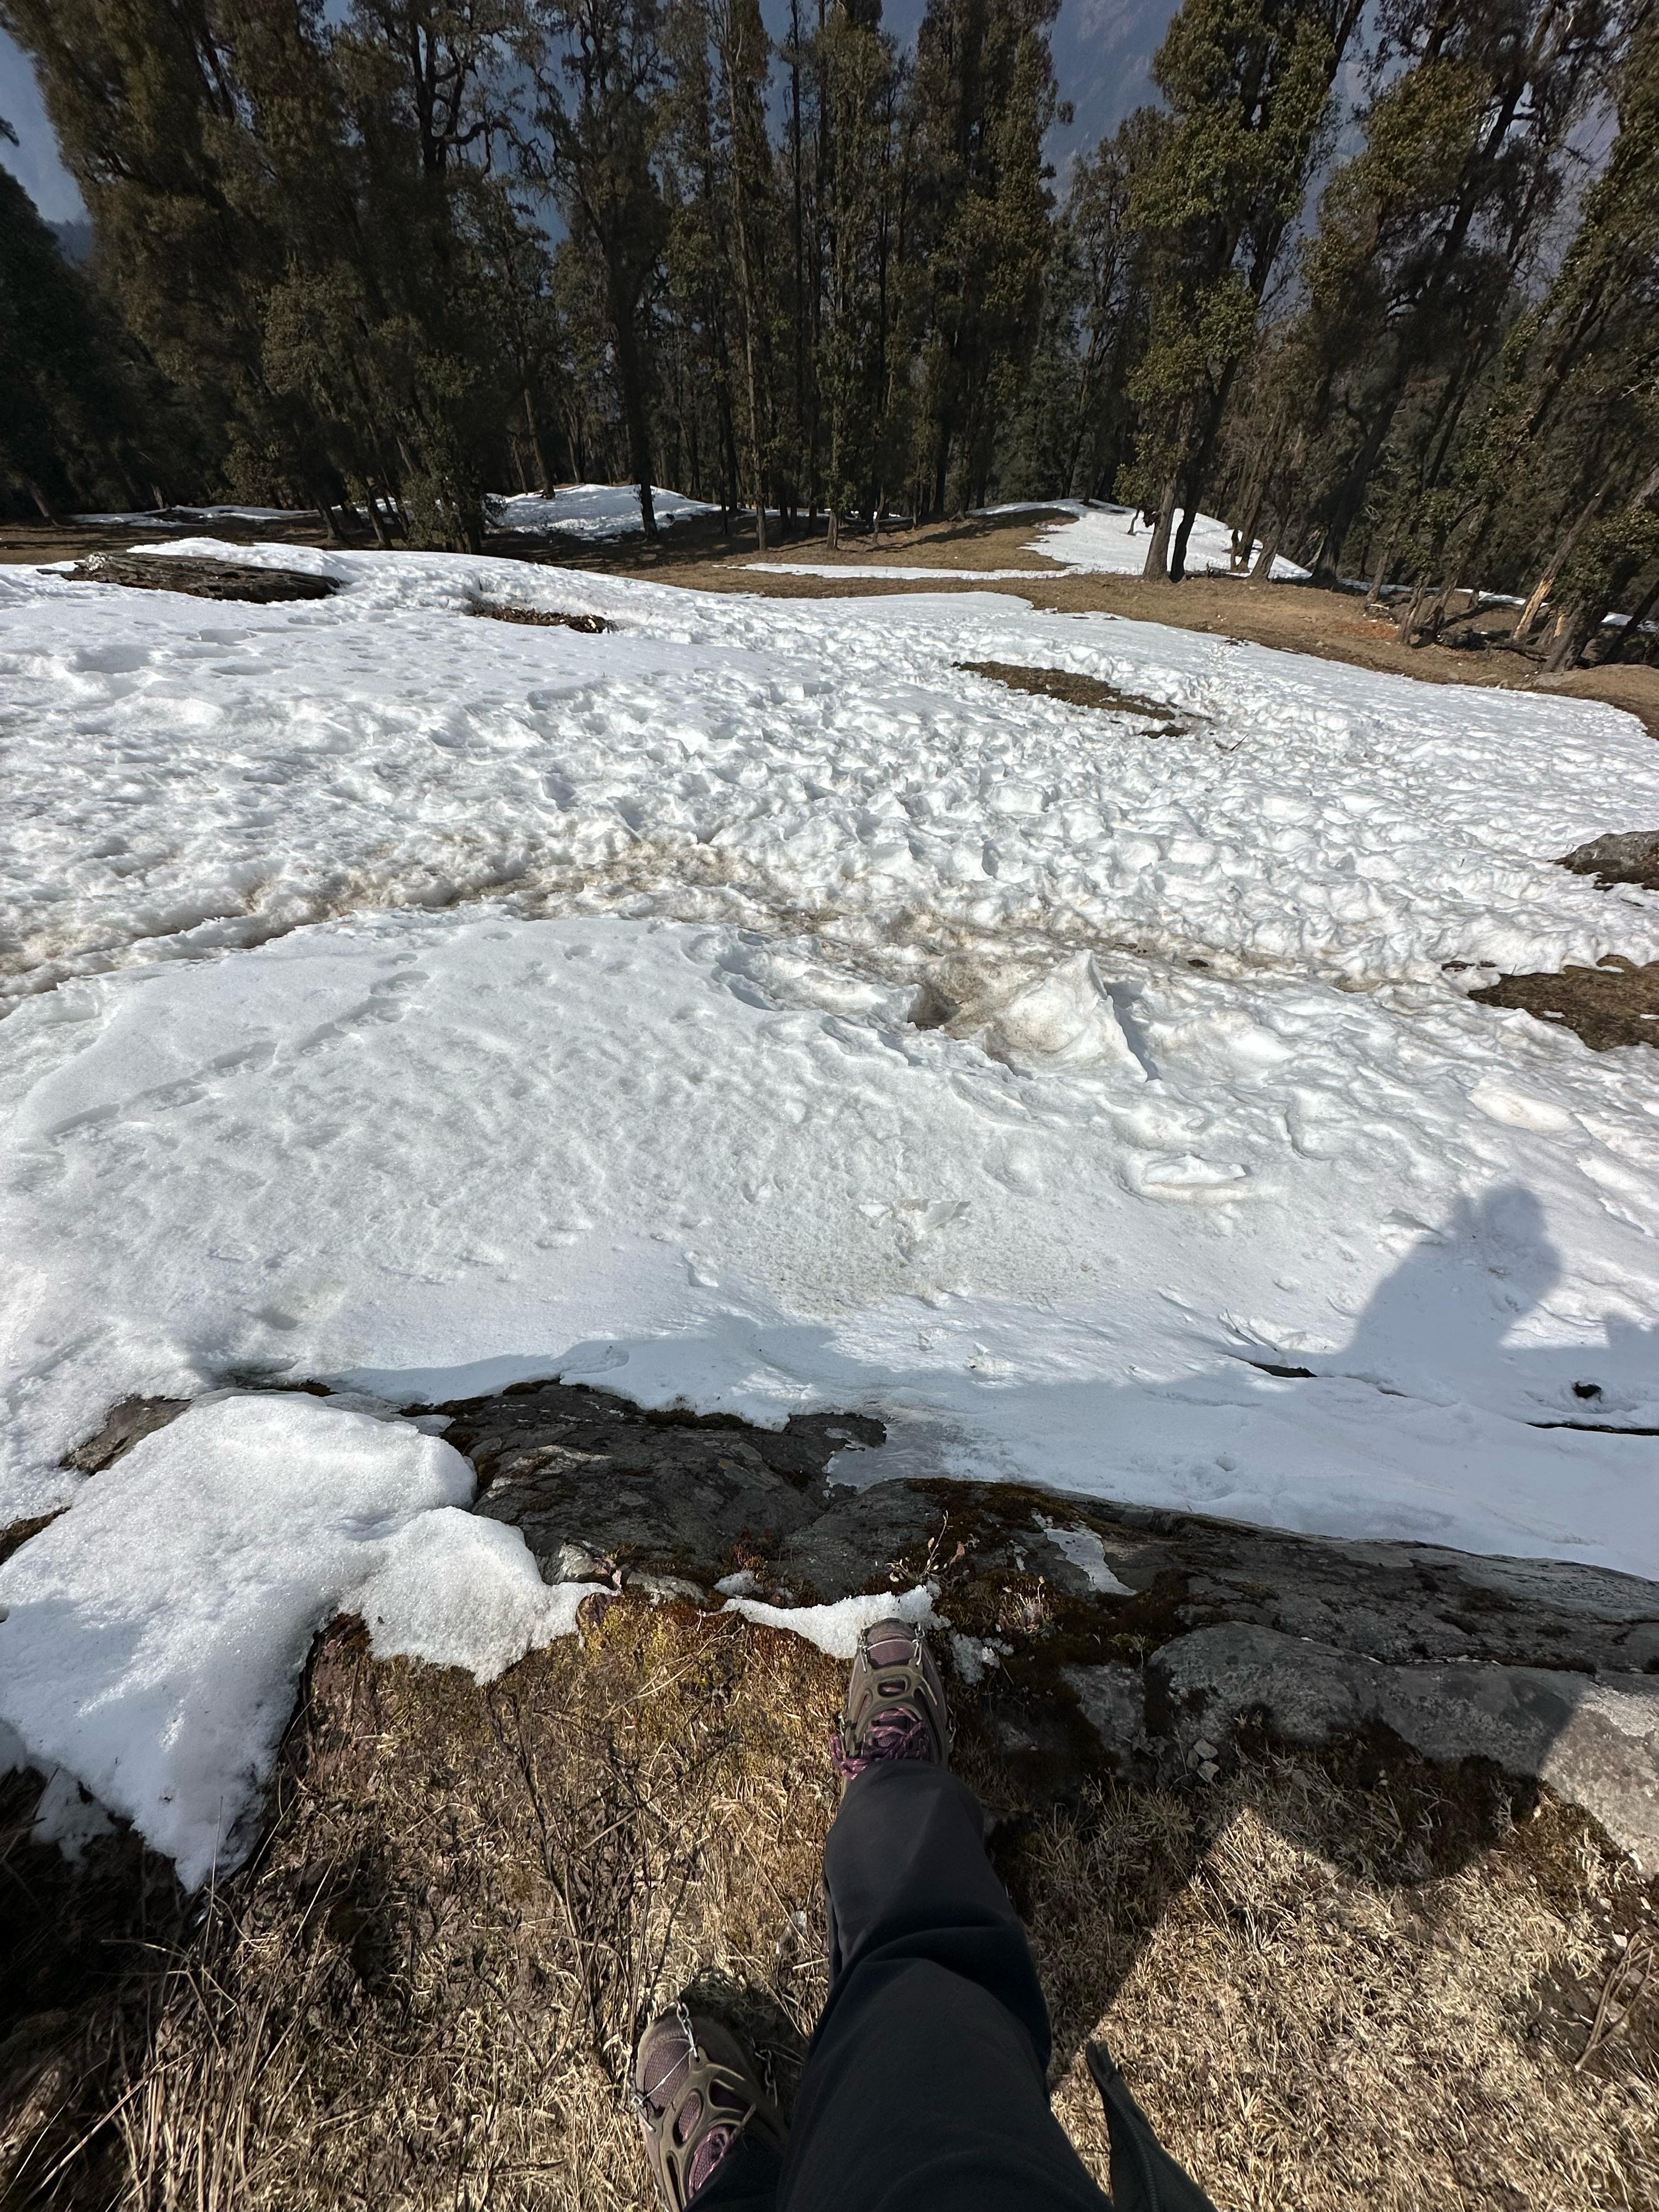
[[1127, 0, 1361, 582], [900, 0, 1063, 517], [710, 0, 780, 544], [817, 0, 899, 539], [523, 0, 670, 533], [1288, 0, 1627, 582], [0, 139, 191, 517]]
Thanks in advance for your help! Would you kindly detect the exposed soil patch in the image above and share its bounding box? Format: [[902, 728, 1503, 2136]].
[[467, 602, 612, 633], [1471, 956, 1659, 1052], [63, 553, 337, 603], [958, 660, 1196, 732], [64, 1395, 191, 1475], [2, 1600, 1652, 2212]]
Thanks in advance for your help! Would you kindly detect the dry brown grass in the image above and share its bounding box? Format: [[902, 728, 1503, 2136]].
[[958, 660, 1197, 732], [5, 1601, 1656, 2211], [467, 603, 613, 633], [1471, 957, 1659, 1056], [1035, 1763, 1659, 2212], [99, 1601, 838, 2211]]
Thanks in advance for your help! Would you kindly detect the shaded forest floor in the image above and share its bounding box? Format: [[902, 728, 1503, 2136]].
[[8, 506, 1654, 742]]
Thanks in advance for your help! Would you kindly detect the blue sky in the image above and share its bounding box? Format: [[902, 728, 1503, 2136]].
[[0, 0, 1173, 230], [1, 30, 81, 220]]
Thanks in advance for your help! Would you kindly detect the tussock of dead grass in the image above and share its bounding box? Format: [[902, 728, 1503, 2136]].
[[1031, 1762, 1659, 2211], [107, 1601, 839, 2211], [5, 1600, 1657, 2211]]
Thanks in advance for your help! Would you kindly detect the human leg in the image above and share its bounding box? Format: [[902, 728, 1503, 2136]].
[[774, 1757, 1111, 2212]]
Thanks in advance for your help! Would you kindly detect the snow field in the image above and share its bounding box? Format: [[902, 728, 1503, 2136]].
[[3, 905, 1658, 1568], [4, 539, 1659, 1881], [3, 540, 1655, 1014]]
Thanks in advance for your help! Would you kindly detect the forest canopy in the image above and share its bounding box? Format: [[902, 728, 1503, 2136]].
[[3, 0, 1656, 668]]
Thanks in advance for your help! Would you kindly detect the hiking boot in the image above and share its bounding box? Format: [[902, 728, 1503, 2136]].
[[832, 1616, 950, 1782], [633, 2004, 787, 2210]]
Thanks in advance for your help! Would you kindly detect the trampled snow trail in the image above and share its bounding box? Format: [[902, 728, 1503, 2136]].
[[3, 541, 1659, 1877]]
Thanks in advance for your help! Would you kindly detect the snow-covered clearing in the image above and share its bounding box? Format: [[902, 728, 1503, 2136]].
[[71, 484, 716, 541], [3, 537, 1659, 1876], [487, 484, 719, 537], [978, 499, 1311, 580]]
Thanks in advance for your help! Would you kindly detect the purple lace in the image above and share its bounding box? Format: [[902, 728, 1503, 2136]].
[[833, 1702, 934, 1779]]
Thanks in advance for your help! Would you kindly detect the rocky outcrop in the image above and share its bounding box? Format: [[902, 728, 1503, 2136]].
[[1113, 1623, 1659, 1868], [441, 1374, 1659, 1866], [39, 1374, 1659, 1870], [64, 553, 337, 602]]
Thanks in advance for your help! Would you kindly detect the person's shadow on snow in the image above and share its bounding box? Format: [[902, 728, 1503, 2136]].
[[1292, 1182, 1657, 1434]]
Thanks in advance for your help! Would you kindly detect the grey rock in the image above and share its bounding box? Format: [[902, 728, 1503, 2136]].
[[347, 1372, 1659, 1865], [777, 1482, 964, 1598], [450, 1380, 834, 1578], [625, 1571, 710, 1606], [1147, 1623, 1659, 1869], [1062, 1664, 1149, 1771], [553, 1541, 613, 1583], [1559, 830, 1659, 892], [476, 1429, 813, 1578]]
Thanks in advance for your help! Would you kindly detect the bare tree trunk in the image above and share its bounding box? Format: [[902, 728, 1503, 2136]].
[[609, 289, 658, 541], [1170, 500, 1199, 582], [1513, 493, 1601, 640], [1395, 580, 1429, 644], [1250, 517, 1285, 580], [724, 32, 770, 555], [1539, 464, 1659, 668], [523, 387, 553, 496], [1543, 604, 1598, 673], [1363, 522, 1398, 611], [1143, 466, 1180, 582]]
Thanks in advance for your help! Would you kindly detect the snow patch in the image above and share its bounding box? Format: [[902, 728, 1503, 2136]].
[[983, 954, 1147, 1077], [1039, 1522, 1135, 1596], [975, 499, 1310, 580], [720, 1582, 937, 1658], [745, 563, 1056, 580], [0, 1395, 588, 1886]]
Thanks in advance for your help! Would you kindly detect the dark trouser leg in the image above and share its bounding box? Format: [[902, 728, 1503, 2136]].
[[771, 1761, 1110, 2212]]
